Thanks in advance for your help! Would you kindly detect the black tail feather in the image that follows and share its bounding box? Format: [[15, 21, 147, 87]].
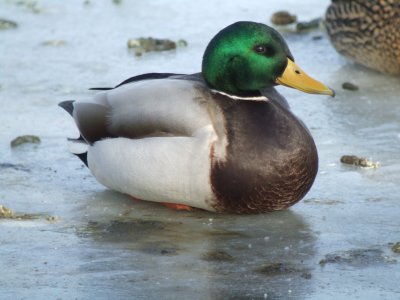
[[74, 152, 88, 167], [59, 101, 88, 167], [89, 87, 113, 91], [58, 100, 75, 116]]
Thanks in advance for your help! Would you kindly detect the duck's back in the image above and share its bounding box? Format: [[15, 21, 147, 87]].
[[325, 0, 400, 75]]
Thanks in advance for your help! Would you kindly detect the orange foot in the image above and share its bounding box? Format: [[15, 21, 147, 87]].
[[161, 202, 194, 211]]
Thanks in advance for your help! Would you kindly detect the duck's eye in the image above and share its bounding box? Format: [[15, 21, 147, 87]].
[[254, 45, 266, 53], [254, 45, 274, 56]]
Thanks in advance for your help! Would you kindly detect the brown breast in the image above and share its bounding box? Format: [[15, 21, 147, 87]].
[[209, 94, 318, 214]]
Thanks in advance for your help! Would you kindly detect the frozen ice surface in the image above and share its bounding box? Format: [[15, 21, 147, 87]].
[[1, 0, 399, 299]]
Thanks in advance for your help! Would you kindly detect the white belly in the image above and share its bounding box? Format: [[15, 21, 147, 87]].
[[87, 125, 217, 211]]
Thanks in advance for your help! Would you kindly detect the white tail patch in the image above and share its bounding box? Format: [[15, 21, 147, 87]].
[[67, 138, 88, 154]]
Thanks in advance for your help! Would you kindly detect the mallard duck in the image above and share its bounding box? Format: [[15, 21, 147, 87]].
[[325, 0, 400, 75], [60, 21, 333, 213]]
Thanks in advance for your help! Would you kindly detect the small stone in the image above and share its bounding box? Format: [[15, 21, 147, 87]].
[[0, 205, 15, 218], [391, 242, 400, 253], [271, 11, 297, 25], [0, 18, 18, 30], [320, 249, 387, 267], [340, 155, 380, 168], [296, 18, 322, 32], [342, 82, 359, 91], [127, 37, 177, 54], [10, 135, 41, 148]]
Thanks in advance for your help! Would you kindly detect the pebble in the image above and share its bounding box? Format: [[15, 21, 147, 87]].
[[296, 18, 322, 32], [10, 135, 41, 148], [340, 155, 379, 168], [127, 37, 186, 56], [0, 205, 15, 218], [271, 11, 297, 25], [342, 82, 359, 91], [391, 242, 400, 253], [0, 18, 18, 30]]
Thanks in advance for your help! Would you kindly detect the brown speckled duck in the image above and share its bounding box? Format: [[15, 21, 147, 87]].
[[325, 0, 400, 75], [60, 22, 333, 213]]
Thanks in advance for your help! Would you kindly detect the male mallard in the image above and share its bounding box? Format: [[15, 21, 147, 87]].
[[60, 21, 333, 213], [325, 0, 400, 75]]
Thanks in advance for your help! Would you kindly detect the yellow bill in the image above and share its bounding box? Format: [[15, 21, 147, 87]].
[[276, 59, 335, 97]]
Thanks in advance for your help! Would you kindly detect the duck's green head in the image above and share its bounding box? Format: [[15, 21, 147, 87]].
[[202, 21, 334, 97]]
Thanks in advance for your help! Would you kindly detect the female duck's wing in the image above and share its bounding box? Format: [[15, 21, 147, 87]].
[[59, 73, 213, 145]]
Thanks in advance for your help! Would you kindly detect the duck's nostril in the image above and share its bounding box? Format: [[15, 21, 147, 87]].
[[295, 70, 301, 75]]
